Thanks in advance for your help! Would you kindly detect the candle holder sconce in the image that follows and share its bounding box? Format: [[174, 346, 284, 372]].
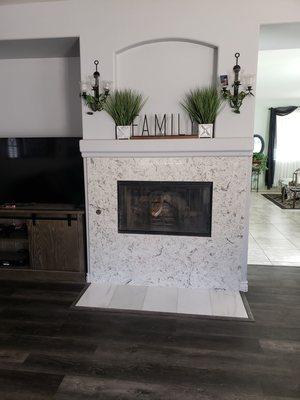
[[80, 60, 112, 114], [220, 52, 254, 114]]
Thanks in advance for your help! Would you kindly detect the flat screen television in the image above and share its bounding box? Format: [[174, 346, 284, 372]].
[[0, 137, 85, 208]]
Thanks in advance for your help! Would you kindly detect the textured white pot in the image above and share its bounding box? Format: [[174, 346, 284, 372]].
[[198, 123, 213, 138], [116, 125, 131, 140]]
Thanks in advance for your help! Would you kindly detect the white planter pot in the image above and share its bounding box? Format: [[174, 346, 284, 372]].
[[116, 125, 131, 140], [198, 124, 213, 138]]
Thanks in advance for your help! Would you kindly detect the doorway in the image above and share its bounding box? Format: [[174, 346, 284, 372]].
[[248, 23, 300, 267]]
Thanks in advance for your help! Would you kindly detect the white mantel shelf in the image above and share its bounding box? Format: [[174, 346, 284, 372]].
[[80, 137, 253, 158]]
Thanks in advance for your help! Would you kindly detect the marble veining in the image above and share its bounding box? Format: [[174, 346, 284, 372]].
[[86, 156, 251, 291]]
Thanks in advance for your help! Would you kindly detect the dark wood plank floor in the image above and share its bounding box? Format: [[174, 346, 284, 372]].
[[0, 265, 299, 399]]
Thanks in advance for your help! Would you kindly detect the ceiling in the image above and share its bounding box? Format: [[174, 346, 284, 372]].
[[260, 22, 300, 50], [256, 49, 300, 101], [0, 0, 64, 4], [257, 23, 300, 103]]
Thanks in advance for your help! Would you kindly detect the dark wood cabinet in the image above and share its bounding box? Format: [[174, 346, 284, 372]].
[[0, 207, 86, 282]]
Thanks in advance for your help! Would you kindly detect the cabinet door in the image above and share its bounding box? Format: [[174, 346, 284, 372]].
[[28, 219, 82, 272]]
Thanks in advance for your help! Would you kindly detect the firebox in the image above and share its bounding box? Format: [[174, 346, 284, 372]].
[[118, 181, 212, 236]]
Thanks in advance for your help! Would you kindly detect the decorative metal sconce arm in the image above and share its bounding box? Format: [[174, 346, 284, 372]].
[[222, 86, 254, 114], [220, 52, 254, 114], [82, 91, 110, 112], [81, 60, 111, 114]]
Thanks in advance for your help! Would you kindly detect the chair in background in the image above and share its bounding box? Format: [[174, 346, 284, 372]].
[[281, 168, 300, 207], [292, 168, 300, 186]]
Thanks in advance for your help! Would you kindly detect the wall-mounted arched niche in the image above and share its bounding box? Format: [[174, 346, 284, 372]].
[[115, 38, 218, 133]]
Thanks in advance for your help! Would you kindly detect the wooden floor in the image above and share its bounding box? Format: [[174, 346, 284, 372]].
[[0, 266, 299, 400]]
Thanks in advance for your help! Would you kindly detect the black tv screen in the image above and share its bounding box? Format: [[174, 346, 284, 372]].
[[0, 137, 85, 207]]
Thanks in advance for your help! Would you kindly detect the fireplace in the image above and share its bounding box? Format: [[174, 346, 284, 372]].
[[118, 181, 212, 236]]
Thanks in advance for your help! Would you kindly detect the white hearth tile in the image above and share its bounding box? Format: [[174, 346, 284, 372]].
[[249, 218, 270, 225], [249, 223, 280, 233], [248, 261, 272, 266], [76, 284, 116, 308], [247, 248, 271, 265], [248, 234, 261, 250], [248, 258, 272, 265], [274, 221, 300, 231], [108, 285, 147, 310], [282, 235, 300, 248], [268, 215, 295, 224], [250, 230, 286, 240], [247, 247, 267, 257], [142, 286, 178, 313], [209, 290, 248, 318], [75, 284, 248, 318], [271, 261, 300, 267], [263, 248, 300, 263], [254, 238, 296, 250], [177, 288, 212, 315]]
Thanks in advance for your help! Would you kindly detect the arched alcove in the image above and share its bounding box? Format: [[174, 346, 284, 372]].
[[115, 38, 218, 133]]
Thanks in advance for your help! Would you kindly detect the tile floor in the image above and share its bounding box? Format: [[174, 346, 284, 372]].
[[76, 284, 248, 318], [248, 192, 300, 266]]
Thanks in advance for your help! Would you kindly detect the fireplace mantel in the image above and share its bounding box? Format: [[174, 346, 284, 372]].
[[80, 137, 253, 158]]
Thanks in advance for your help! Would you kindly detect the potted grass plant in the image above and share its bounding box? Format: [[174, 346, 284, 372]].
[[181, 86, 223, 138], [104, 89, 146, 139]]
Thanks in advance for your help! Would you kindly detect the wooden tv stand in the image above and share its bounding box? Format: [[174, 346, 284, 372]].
[[0, 205, 86, 282]]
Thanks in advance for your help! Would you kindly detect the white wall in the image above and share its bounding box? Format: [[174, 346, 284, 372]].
[[0, 0, 299, 141], [0, 56, 82, 137], [260, 22, 300, 51]]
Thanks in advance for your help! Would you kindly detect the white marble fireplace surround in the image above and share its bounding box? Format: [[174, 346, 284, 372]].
[[81, 138, 252, 292]]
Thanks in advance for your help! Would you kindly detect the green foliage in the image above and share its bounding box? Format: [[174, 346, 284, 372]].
[[222, 90, 251, 114], [84, 93, 108, 112], [253, 153, 268, 172], [181, 86, 224, 124], [104, 89, 147, 126]]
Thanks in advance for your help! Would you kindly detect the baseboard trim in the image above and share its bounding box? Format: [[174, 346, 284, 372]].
[[0, 269, 85, 283], [240, 280, 248, 292]]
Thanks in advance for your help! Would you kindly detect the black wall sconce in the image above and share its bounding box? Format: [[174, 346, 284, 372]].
[[220, 53, 254, 114], [80, 60, 112, 114]]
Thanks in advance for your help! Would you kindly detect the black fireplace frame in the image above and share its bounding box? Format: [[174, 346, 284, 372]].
[[117, 180, 213, 237]]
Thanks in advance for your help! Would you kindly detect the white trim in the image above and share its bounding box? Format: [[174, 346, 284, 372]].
[[239, 281, 248, 292], [83, 158, 91, 281], [116, 37, 218, 55], [241, 157, 252, 289], [80, 138, 253, 158]]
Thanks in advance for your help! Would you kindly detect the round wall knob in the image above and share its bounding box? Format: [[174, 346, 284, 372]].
[[96, 209, 102, 215]]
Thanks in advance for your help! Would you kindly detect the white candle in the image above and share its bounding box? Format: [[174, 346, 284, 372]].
[[244, 74, 255, 87], [102, 80, 113, 92], [80, 81, 89, 93]]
